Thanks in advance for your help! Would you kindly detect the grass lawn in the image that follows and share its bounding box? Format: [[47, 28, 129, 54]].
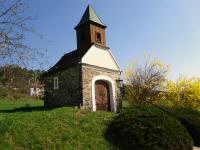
[[0, 100, 116, 150]]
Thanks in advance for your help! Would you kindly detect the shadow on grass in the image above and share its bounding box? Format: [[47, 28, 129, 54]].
[[0, 106, 54, 113]]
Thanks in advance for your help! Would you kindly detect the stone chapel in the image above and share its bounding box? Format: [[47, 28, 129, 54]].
[[42, 5, 122, 112]]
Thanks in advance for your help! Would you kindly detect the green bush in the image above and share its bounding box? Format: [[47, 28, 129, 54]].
[[105, 105, 193, 150], [171, 107, 200, 147]]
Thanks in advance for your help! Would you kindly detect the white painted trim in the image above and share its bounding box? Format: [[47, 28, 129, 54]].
[[91, 75, 117, 112], [107, 48, 121, 71]]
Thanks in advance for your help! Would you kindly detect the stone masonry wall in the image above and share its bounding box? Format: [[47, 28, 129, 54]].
[[81, 65, 122, 112], [43, 65, 82, 108]]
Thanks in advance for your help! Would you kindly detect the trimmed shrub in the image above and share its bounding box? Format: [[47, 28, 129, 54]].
[[105, 105, 193, 150], [172, 107, 200, 147]]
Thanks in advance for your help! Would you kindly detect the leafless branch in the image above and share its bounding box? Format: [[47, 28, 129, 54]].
[[0, 0, 46, 68]]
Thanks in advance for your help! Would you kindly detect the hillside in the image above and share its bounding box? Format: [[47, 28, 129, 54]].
[[0, 100, 198, 150], [0, 100, 116, 150]]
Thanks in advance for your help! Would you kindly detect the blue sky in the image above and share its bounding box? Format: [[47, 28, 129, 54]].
[[25, 0, 200, 80]]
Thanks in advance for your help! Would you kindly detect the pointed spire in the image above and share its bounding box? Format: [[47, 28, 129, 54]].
[[75, 5, 106, 29]]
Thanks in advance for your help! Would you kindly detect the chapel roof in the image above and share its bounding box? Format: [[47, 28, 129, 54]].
[[41, 44, 111, 77], [75, 5, 106, 29], [42, 50, 87, 76]]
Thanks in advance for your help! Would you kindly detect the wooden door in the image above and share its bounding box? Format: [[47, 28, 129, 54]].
[[95, 80, 110, 111]]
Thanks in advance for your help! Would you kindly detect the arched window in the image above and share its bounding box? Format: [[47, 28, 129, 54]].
[[96, 32, 102, 44]]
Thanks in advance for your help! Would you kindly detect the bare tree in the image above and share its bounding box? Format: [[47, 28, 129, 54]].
[[0, 0, 45, 67], [124, 55, 170, 104]]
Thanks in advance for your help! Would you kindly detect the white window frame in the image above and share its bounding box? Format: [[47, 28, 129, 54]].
[[54, 77, 59, 90]]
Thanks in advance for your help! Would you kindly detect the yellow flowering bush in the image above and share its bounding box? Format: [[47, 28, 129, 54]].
[[166, 77, 200, 109], [124, 55, 200, 109]]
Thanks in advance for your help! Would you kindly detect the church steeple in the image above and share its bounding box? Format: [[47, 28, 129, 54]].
[[75, 5, 107, 51], [75, 5, 106, 29]]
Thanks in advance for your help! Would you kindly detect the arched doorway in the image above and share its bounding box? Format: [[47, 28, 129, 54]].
[[92, 75, 116, 112], [95, 80, 110, 111]]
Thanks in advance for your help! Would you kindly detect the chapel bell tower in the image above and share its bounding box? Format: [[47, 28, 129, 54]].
[[75, 5, 107, 51]]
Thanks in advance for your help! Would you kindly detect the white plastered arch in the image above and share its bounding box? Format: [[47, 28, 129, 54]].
[[91, 75, 117, 112]]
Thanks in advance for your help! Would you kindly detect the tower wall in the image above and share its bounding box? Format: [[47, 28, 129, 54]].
[[76, 22, 106, 51], [76, 23, 91, 51], [90, 24, 106, 47]]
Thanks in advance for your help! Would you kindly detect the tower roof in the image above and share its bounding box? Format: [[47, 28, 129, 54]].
[[75, 5, 106, 29]]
